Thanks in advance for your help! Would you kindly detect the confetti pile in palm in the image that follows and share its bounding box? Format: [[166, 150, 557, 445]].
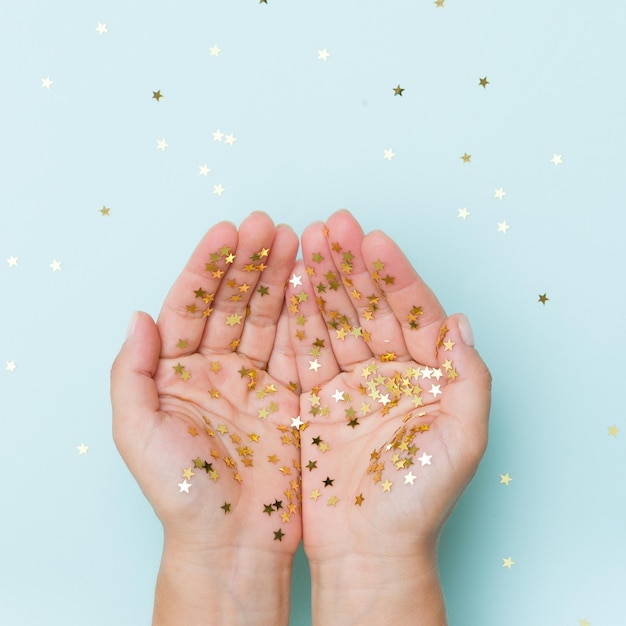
[[111, 213, 302, 555], [287, 211, 491, 562]]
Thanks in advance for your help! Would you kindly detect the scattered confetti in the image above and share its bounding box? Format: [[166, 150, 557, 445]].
[[152, 90, 163, 102], [77, 443, 89, 455], [95, 23, 108, 35], [460, 152, 471, 163], [502, 556, 515, 569], [393, 84, 404, 96], [479, 76, 489, 88], [198, 164, 211, 176], [500, 473, 512, 486], [213, 183, 226, 196], [550, 153, 563, 166], [41, 77, 53, 89], [318, 48, 330, 61], [608, 425, 620, 437], [538, 293, 549, 305], [99, 206, 110, 216], [494, 187, 506, 200], [156, 138, 169, 151], [497, 221, 510, 234], [209, 44, 221, 57], [6, 256, 18, 267], [50, 259, 62, 272], [383, 148, 395, 161], [457, 207, 470, 220]]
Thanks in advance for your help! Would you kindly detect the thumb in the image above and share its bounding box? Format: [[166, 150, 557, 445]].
[[436, 313, 492, 468], [110, 311, 162, 458]]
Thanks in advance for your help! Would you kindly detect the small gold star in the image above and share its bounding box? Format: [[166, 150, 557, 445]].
[[221, 502, 231, 513], [327, 495, 339, 507], [479, 77, 489, 88], [538, 293, 549, 304], [381, 479, 393, 492], [354, 493, 365, 506], [393, 84, 404, 96], [608, 425, 620, 437], [310, 489, 321, 501], [99, 206, 110, 216], [152, 90, 163, 101], [225, 313, 242, 327], [182, 467, 195, 480], [274, 528, 285, 541], [460, 153, 471, 163], [434, 0, 445, 6]]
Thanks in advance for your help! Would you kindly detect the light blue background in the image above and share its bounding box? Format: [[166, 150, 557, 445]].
[[1, 1, 624, 624]]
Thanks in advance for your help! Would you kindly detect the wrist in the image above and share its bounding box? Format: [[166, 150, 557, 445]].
[[153, 536, 294, 626], [308, 544, 446, 626]]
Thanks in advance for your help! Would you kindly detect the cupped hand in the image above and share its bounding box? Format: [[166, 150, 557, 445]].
[[111, 212, 302, 555], [286, 210, 492, 563]]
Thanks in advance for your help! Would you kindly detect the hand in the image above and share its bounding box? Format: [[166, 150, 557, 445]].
[[111, 212, 302, 625], [286, 210, 491, 625]]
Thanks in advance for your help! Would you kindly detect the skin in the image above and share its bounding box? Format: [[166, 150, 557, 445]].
[[111, 210, 492, 626], [288, 210, 491, 625], [111, 212, 302, 625]]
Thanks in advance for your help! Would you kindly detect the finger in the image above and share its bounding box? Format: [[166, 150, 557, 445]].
[[267, 302, 299, 392], [199, 212, 276, 354], [324, 210, 412, 362], [435, 314, 492, 469], [360, 229, 447, 368], [300, 220, 373, 370], [111, 312, 162, 460], [236, 224, 299, 369], [156, 221, 238, 358], [286, 259, 341, 393]]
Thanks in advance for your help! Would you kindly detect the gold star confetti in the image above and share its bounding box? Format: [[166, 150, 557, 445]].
[[221, 502, 231, 513], [182, 467, 195, 480], [608, 425, 620, 437], [355, 493, 365, 506], [381, 478, 393, 492], [538, 293, 549, 304], [152, 90, 163, 101], [393, 84, 404, 96], [500, 473, 512, 486], [479, 76, 489, 88], [77, 443, 89, 455], [225, 313, 242, 327], [327, 495, 339, 506], [99, 206, 110, 216], [310, 489, 321, 501], [434, 0, 445, 6], [502, 556, 515, 569], [274, 528, 285, 541], [460, 152, 471, 163], [579, 620, 591, 626], [5, 360, 16, 372]]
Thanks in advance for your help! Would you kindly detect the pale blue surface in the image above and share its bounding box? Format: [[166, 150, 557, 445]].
[[1, 1, 625, 624]]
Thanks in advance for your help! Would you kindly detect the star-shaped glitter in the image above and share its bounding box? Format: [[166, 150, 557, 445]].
[[290, 415, 304, 430], [95, 23, 108, 35], [497, 221, 510, 234], [502, 556, 515, 569], [212, 129, 224, 142], [608, 425, 620, 437], [221, 502, 231, 513], [289, 274, 302, 287], [224, 133, 237, 146], [156, 138, 169, 151], [199, 164, 211, 176], [457, 207, 470, 220], [579, 620, 591, 626], [332, 389, 345, 403], [393, 84, 404, 96], [499, 473, 512, 486], [404, 471, 417, 485], [178, 480, 191, 493], [209, 44, 221, 57], [478, 77, 489, 88], [550, 153, 563, 166], [538, 293, 549, 304], [50, 259, 62, 272], [99, 206, 110, 216], [273, 529, 285, 541], [213, 183, 225, 196], [418, 452, 432, 466], [77, 443, 89, 455], [41, 77, 53, 89], [318, 48, 330, 61], [152, 90, 163, 102], [428, 384, 441, 398], [434, 0, 445, 6], [460, 152, 471, 163], [383, 148, 395, 161], [6, 256, 18, 267], [225, 313, 242, 327], [5, 360, 16, 372], [309, 359, 321, 372], [494, 187, 506, 200]]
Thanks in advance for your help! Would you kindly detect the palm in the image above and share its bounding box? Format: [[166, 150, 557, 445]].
[[287, 212, 490, 560], [113, 214, 302, 554]]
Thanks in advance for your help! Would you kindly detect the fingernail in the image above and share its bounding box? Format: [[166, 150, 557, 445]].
[[458, 314, 474, 347], [126, 311, 140, 339]]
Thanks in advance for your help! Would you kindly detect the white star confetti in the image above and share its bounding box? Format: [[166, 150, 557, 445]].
[[6, 256, 18, 267], [41, 77, 53, 89], [213, 183, 225, 196], [309, 359, 321, 372], [178, 480, 192, 493], [494, 187, 506, 200], [332, 389, 345, 403], [404, 471, 417, 485], [497, 221, 510, 234], [550, 153, 563, 166], [5, 360, 16, 372], [77, 443, 89, 455], [289, 274, 302, 288], [212, 129, 224, 142], [50, 259, 62, 272], [418, 452, 432, 466], [318, 48, 330, 61], [457, 207, 470, 220], [224, 133, 237, 146], [156, 138, 169, 151], [198, 164, 211, 176], [429, 384, 441, 398], [290, 415, 304, 429], [95, 23, 108, 35], [383, 148, 395, 161], [209, 44, 221, 57]]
